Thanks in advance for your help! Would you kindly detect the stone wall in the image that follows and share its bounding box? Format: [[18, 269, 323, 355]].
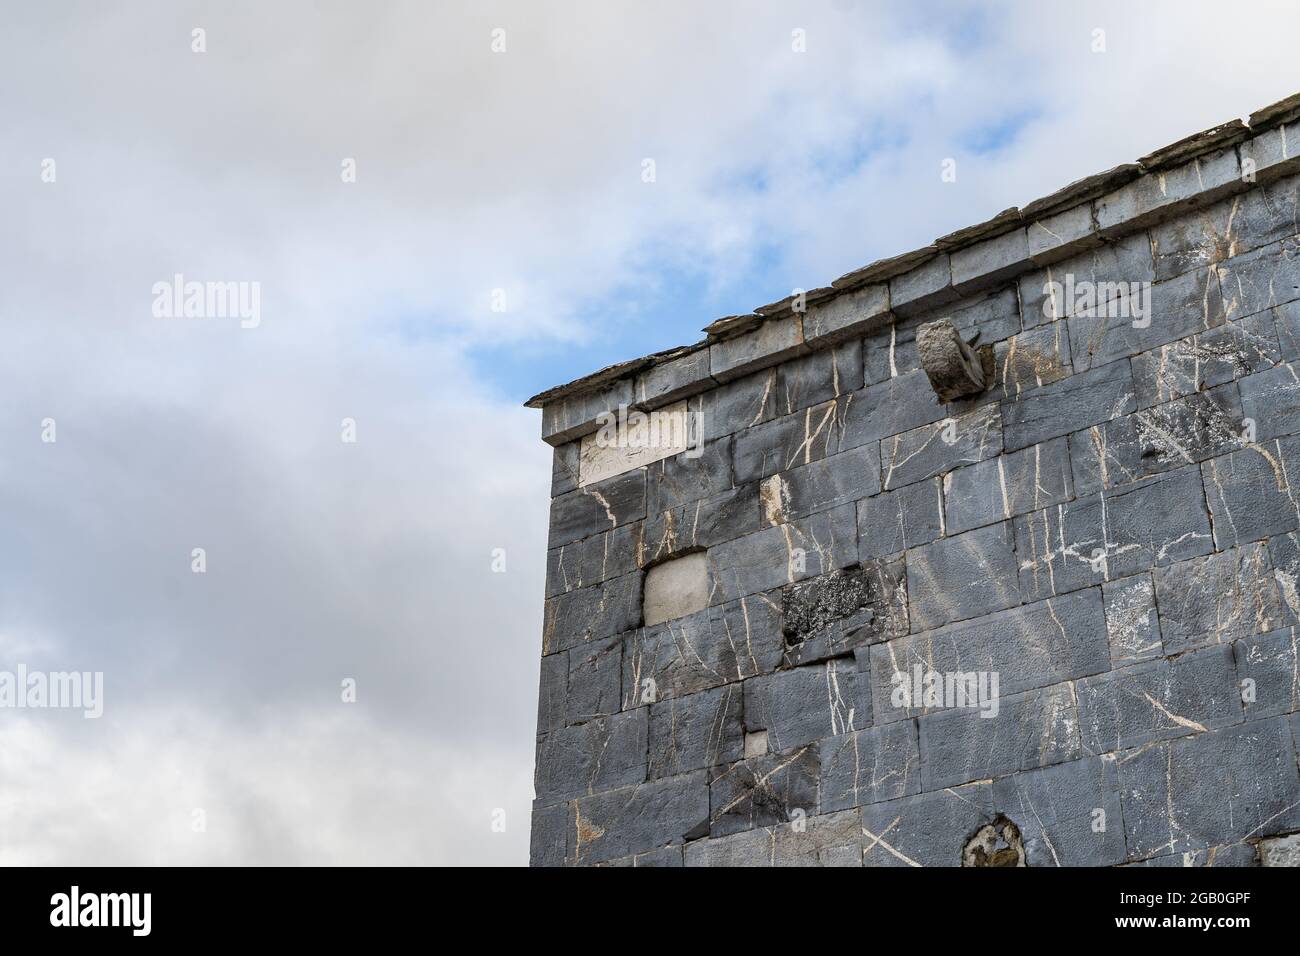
[[528, 96, 1300, 867]]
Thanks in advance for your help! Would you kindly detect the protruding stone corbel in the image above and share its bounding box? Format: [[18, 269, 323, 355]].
[[916, 318, 993, 402]]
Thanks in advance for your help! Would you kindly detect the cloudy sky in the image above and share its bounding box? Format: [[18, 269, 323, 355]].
[[1, 1, 1297, 865]]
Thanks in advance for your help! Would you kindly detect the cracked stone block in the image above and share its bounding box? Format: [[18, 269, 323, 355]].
[[566, 635, 622, 724], [710, 312, 806, 383], [991, 756, 1126, 867], [1154, 543, 1291, 654], [1118, 716, 1300, 860], [578, 399, 693, 486], [942, 437, 1074, 535], [1001, 359, 1136, 453], [1131, 844, 1259, 867], [1259, 832, 1300, 866], [1202, 436, 1300, 550], [1102, 573, 1163, 666], [1269, 531, 1300, 619], [861, 783, 995, 867], [841, 369, 948, 446], [707, 743, 819, 836], [994, 322, 1073, 400], [529, 802, 570, 867], [705, 502, 858, 604], [633, 845, 684, 867], [743, 659, 868, 752], [542, 572, 642, 655], [760, 442, 881, 523], [1076, 645, 1242, 753], [1014, 466, 1213, 601], [880, 402, 1002, 491], [644, 435, 733, 514], [1234, 626, 1300, 720], [857, 478, 944, 559], [573, 770, 709, 866], [699, 367, 777, 442], [643, 552, 711, 627], [864, 323, 920, 386], [803, 282, 890, 345], [621, 593, 783, 708], [819, 720, 921, 812], [552, 441, 581, 497], [685, 808, 862, 867], [548, 469, 647, 549], [1216, 236, 1300, 321], [648, 684, 744, 778], [1132, 312, 1280, 409], [916, 318, 989, 402], [776, 339, 863, 415], [780, 559, 908, 667], [867, 589, 1108, 725], [1150, 176, 1300, 281], [1020, 232, 1156, 330], [962, 816, 1025, 866], [732, 395, 854, 485], [1069, 267, 1227, 373], [545, 520, 644, 597], [537, 652, 568, 736], [534, 709, 648, 804], [1239, 360, 1300, 444], [918, 683, 1079, 790], [1274, 300, 1300, 361], [642, 483, 763, 564], [905, 522, 1021, 630]]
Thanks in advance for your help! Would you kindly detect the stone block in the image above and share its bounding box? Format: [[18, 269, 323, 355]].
[[648, 684, 744, 778], [534, 709, 648, 804], [707, 743, 819, 836], [634, 347, 713, 407], [841, 369, 949, 445], [991, 756, 1126, 867], [761, 442, 881, 523], [732, 395, 854, 484], [1019, 232, 1155, 330], [890, 253, 959, 317], [1216, 235, 1300, 320], [861, 783, 995, 867], [566, 635, 623, 724], [542, 572, 642, 655], [1154, 542, 1290, 653], [710, 313, 807, 383], [994, 321, 1073, 399], [548, 469, 647, 549], [1026, 203, 1097, 263], [1131, 312, 1280, 409], [1077, 645, 1242, 753], [551, 441, 581, 497], [578, 399, 693, 486], [819, 720, 921, 812], [905, 522, 1021, 630], [641, 483, 762, 564], [574, 770, 710, 865], [942, 436, 1074, 535], [685, 808, 862, 866], [545, 520, 644, 597], [915, 318, 990, 402], [1202, 436, 1300, 549], [881, 402, 1002, 491], [744, 659, 868, 751], [775, 339, 864, 415], [951, 226, 1031, 294], [802, 282, 890, 345], [1259, 832, 1300, 866], [643, 552, 711, 627], [699, 367, 777, 441], [1102, 573, 1163, 666], [529, 802, 570, 867], [918, 683, 1079, 790], [1239, 360, 1300, 443], [644, 435, 733, 514], [1001, 358, 1136, 452], [857, 478, 944, 559], [780, 558, 909, 666], [1130, 844, 1258, 867], [536, 652, 568, 736], [1234, 626, 1300, 721]]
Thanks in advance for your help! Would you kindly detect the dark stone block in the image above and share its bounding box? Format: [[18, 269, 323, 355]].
[[1001, 359, 1136, 453], [1235, 626, 1300, 720], [781, 558, 909, 666], [819, 720, 921, 812], [861, 784, 995, 867], [776, 339, 863, 415], [1102, 573, 1163, 666], [905, 522, 1021, 630], [548, 469, 647, 549], [706, 502, 858, 604], [566, 636, 623, 725], [744, 659, 869, 751], [991, 756, 1126, 867], [542, 572, 642, 655], [857, 478, 944, 559], [529, 802, 570, 867], [535, 709, 648, 804], [765, 442, 881, 522], [707, 743, 820, 836], [1202, 436, 1300, 549], [642, 483, 762, 564], [1132, 313, 1280, 409], [699, 367, 778, 441], [1154, 542, 1291, 653], [942, 436, 1074, 535], [645, 435, 734, 514], [880, 402, 1002, 491], [648, 684, 744, 778], [574, 770, 710, 865]]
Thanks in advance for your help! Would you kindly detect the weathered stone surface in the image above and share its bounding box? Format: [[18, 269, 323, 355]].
[[1026, 202, 1097, 263], [705, 502, 858, 604], [566, 635, 622, 725], [820, 720, 921, 812], [535, 709, 648, 804], [802, 282, 890, 345], [537, 652, 568, 736], [1014, 466, 1213, 601], [648, 684, 744, 778], [1153, 542, 1290, 653], [890, 253, 958, 317], [905, 522, 1021, 630], [951, 226, 1031, 294], [1001, 359, 1136, 452], [1202, 436, 1300, 550], [780, 559, 908, 666], [644, 435, 733, 514], [776, 339, 863, 415], [918, 683, 1079, 790], [709, 313, 806, 383], [1270, 530, 1300, 619], [744, 659, 868, 751], [699, 367, 777, 441], [1117, 717, 1300, 859], [942, 437, 1074, 535], [685, 808, 862, 866], [541, 376, 635, 445], [994, 322, 1073, 399], [529, 802, 570, 867], [863, 322, 919, 386], [861, 783, 995, 867], [633, 345, 713, 408], [707, 743, 819, 836], [1259, 832, 1300, 866], [1239, 360, 1300, 443], [552, 441, 581, 497], [732, 395, 854, 484], [1019, 232, 1155, 330], [857, 477, 944, 559], [1273, 300, 1300, 361], [991, 756, 1126, 867], [760, 442, 881, 523], [916, 318, 989, 402], [1077, 645, 1242, 753], [545, 520, 644, 597], [542, 571, 642, 655], [642, 552, 711, 627], [1131, 312, 1280, 409], [574, 771, 709, 865], [1102, 573, 1163, 666], [1130, 844, 1258, 867], [1069, 266, 1227, 373], [641, 483, 762, 564], [1234, 626, 1300, 720], [881, 402, 1002, 491], [547, 469, 647, 549], [866, 590, 1109, 724], [1216, 235, 1300, 320], [622, 593, 783, 708], [1095, 146, 1241, 236], [578, 399, 693, 486], [841, 369, 948, 445]]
